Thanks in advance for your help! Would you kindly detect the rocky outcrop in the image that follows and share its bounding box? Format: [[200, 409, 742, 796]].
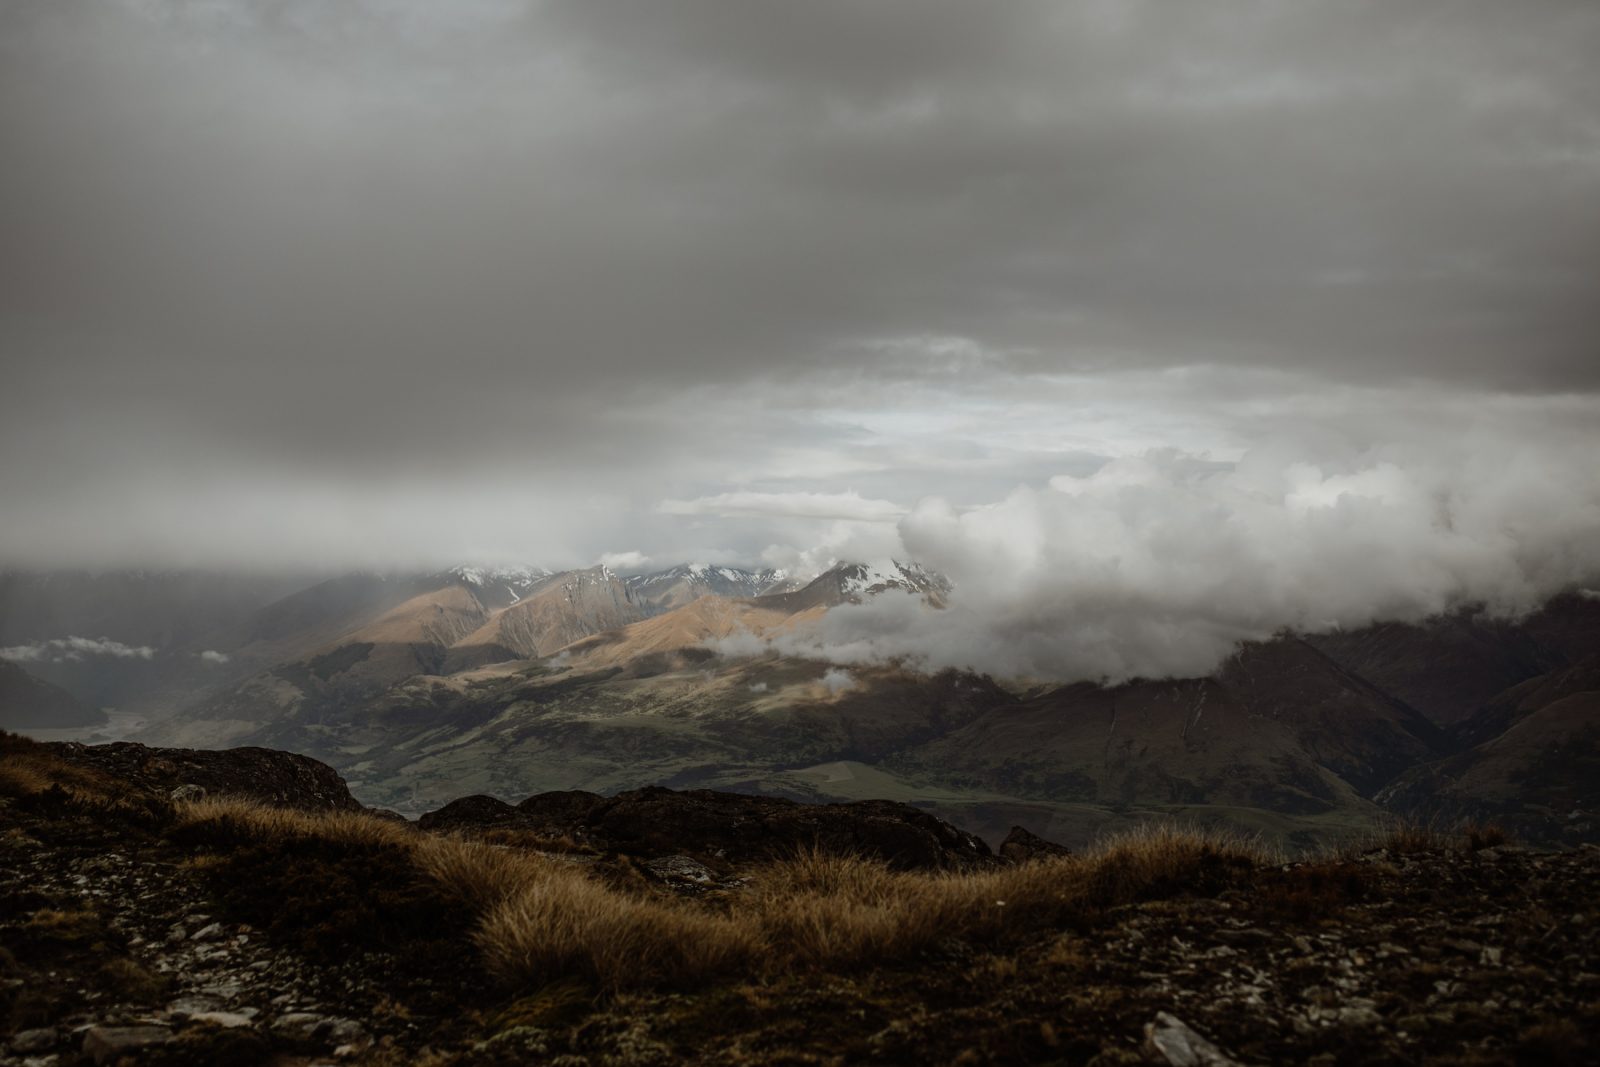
[[515, 788, 604, 826], [43, 740, 362, 812], [416, 794, 526, 832], [998, 825, 1073, 865], [422, 785, 993, 870]]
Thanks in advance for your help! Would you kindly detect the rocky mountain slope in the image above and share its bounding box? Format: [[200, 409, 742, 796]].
[[444, 566, 646, 669], [2, 734, 1597, 1066], [0, 662, 105, 730], [624, 564, 792, 613]]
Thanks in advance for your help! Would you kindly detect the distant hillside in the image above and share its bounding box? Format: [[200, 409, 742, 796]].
[[1380, 651, 1600, 844], [1306, 611, 1567, 727], [0, 661, 106, 729]]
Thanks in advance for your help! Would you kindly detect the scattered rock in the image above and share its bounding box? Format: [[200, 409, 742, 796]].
[[190, 922, 225, 942], [168, 783, 208, 802], [643, 854, 717, 886]]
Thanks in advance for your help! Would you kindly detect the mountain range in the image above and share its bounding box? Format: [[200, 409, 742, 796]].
[[2, 562, 1597, 850]]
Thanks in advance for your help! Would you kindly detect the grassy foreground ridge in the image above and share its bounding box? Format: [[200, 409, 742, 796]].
[[3, 732, 1597, 1065]]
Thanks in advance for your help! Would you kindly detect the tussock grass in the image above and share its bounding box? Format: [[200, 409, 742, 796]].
[[751, 823, 1274, 970], [421, 836, 764, 989], [1, 774, 1275, 995], [170, 795, 414, 851], [0, 760, 55, 798], [168, 799, 1277, 991], [0, 733, 120, 801], [476, 872, 762, 991], [1327, 815, 1513, 859]]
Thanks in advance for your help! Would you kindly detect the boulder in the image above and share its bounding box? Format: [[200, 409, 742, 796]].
[[998, 825, 1073, 865], [269, 1013, 369, 1052], [1141, 1012, 1240, 1067], [80, 1024, 172, 1065], [269, 1012, 326, 1045]]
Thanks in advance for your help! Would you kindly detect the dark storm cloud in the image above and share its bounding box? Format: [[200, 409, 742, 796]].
[[1, 0, 1597, 569]]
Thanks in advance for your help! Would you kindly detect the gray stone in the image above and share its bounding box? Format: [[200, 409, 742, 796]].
[[270, 1013, 326, 1043], [80, 1025, 172, 1065], [166, 994, 226, 1019], [322, 1018, 369, 1048], [188, 1011, 255, 1029], [190, 921, 225, 941], [10, 1029, 57, 1054], [1141, 1012, 1241, 1067], [1338, 1003, 1382, 1027], [168, 783, 208, 802]]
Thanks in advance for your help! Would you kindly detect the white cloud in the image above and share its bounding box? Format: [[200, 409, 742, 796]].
[[819, 668, 855, 695], [756, 518, 910, 582], [198, 650, 231, 664], [598, 550, 651, 571], [766, 432, 1600, 683], [0, 636, 156, 663]]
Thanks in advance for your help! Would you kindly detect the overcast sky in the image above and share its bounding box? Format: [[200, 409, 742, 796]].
[[3, 1, 1599, 677]]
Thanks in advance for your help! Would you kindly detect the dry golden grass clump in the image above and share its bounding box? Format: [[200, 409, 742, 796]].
[[165, 796, 1277, 993], [1332, 816, 1513, 858], [0, 733, 120, 801], [750, 823, 1274, 970], [473, 865, 762, 990], [170, 795, 415, 851], [1, 747, 1281, 997]]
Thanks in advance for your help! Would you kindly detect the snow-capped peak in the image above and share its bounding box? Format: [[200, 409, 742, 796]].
[[832, 559, 949, 599], [449, 565, 552, 587]]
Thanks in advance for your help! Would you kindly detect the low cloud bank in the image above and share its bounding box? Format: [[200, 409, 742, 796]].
[[768, 440, 1600, 683], [0, 636, 156, 663]]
